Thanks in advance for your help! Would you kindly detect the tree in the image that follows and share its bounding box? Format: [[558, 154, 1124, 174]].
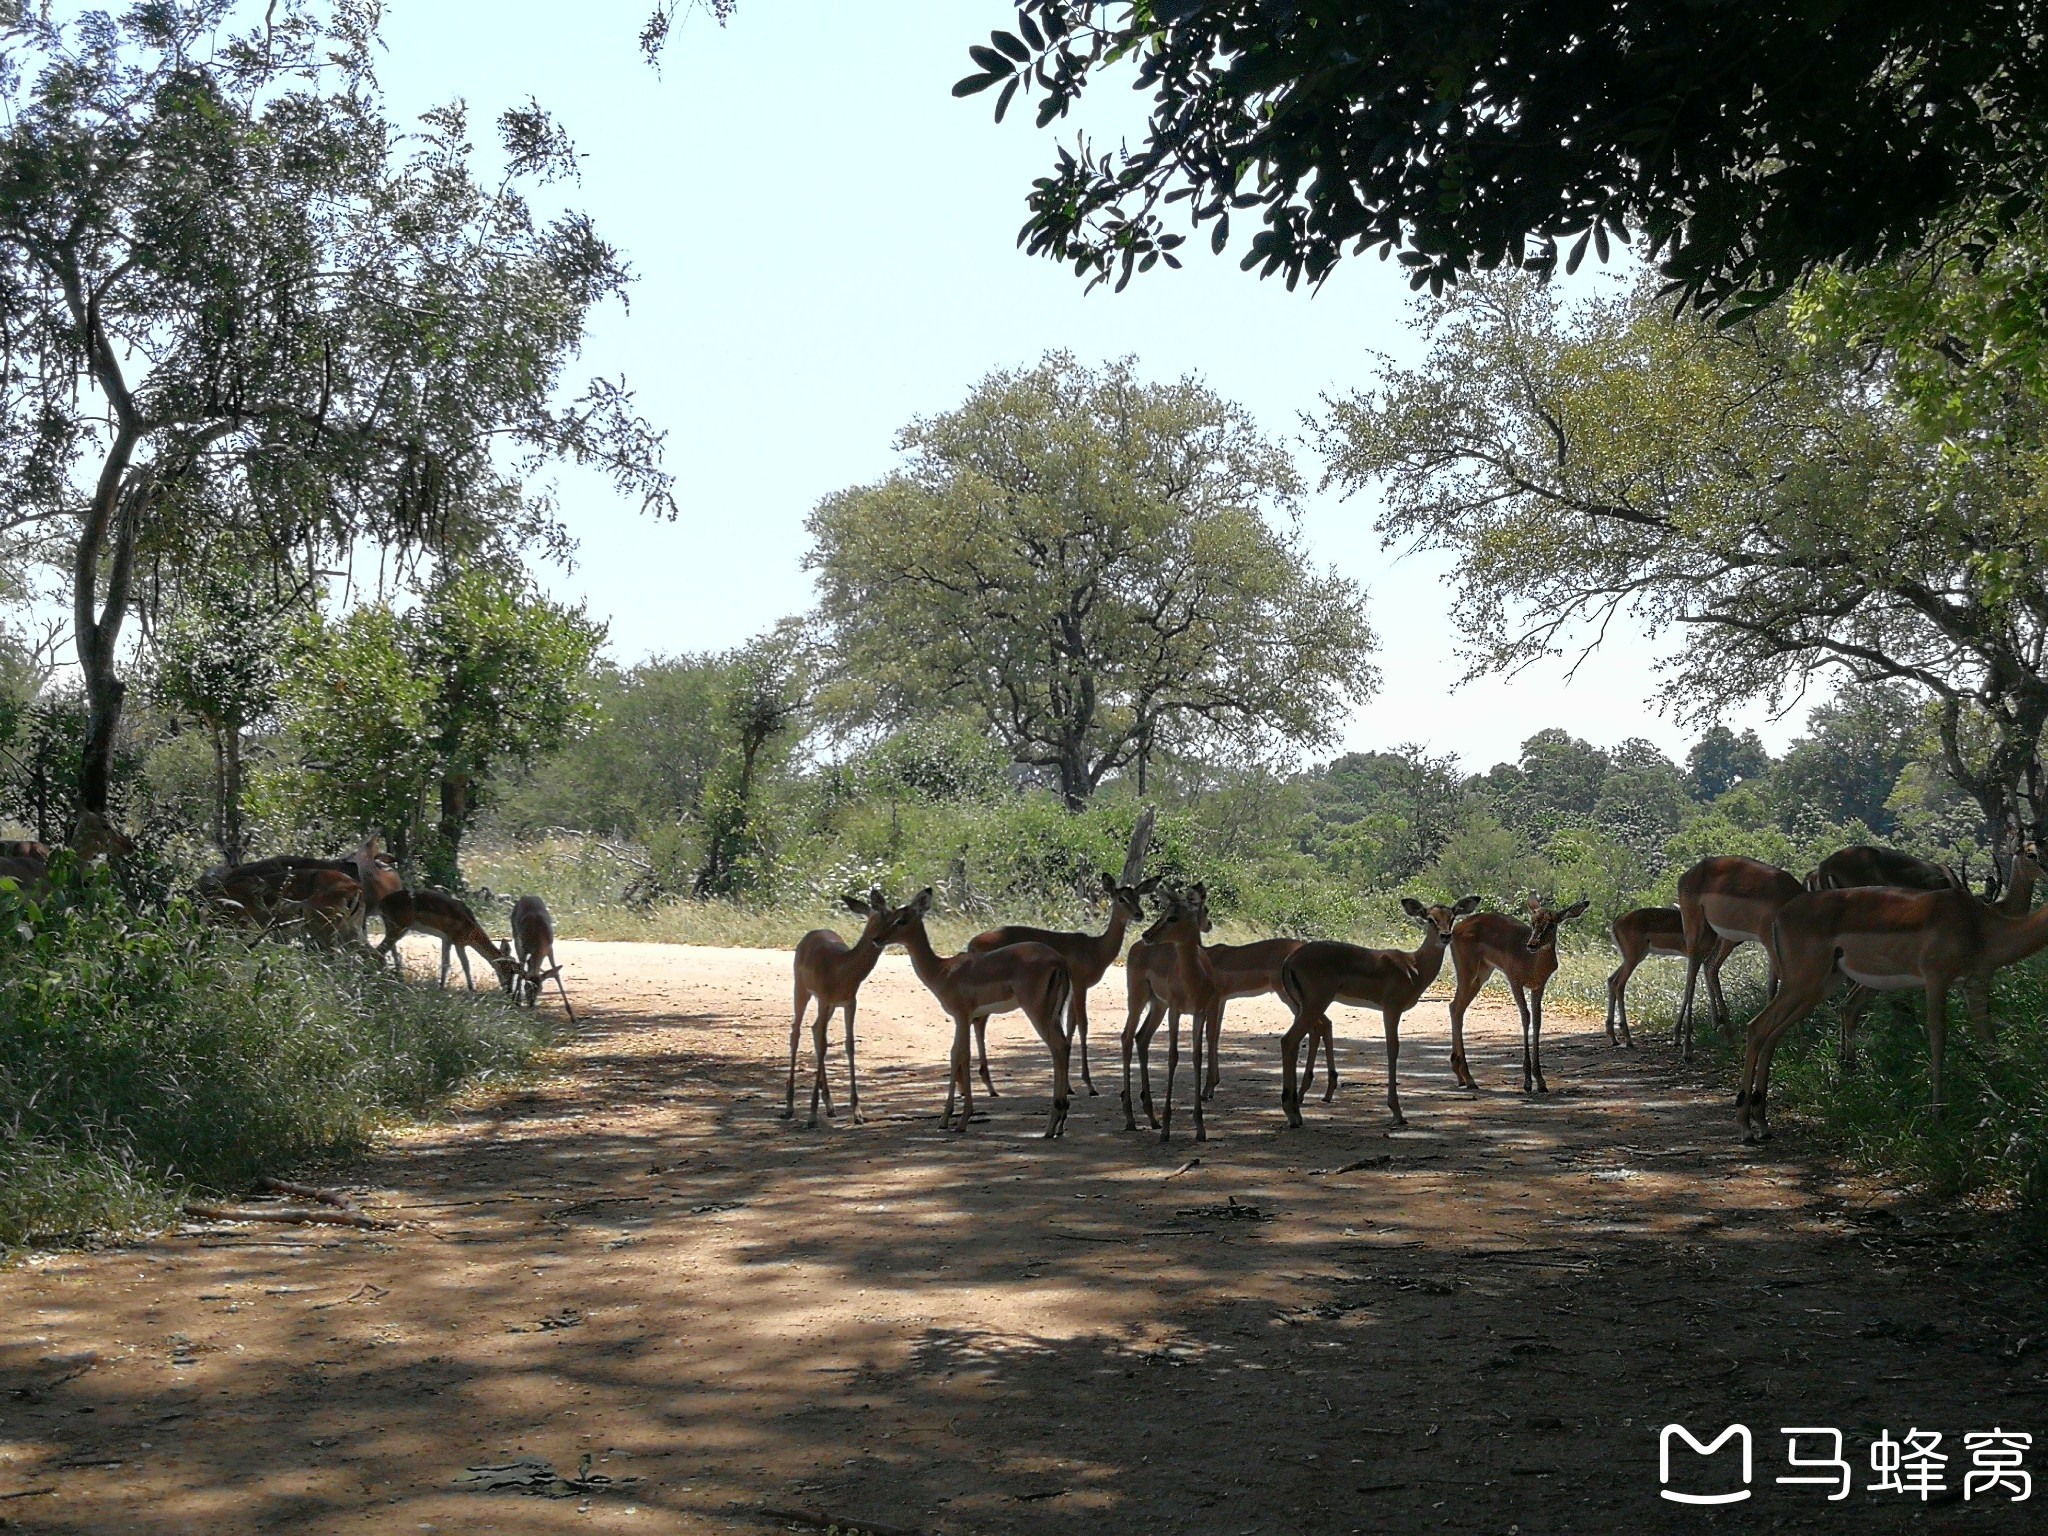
[[267, 572, 602, 881], [1686, 728, 1773, 803], [807, 355, 1378, 811], [0, 3, 670, 821], [1320, 270, 2048, 875], [1304, 746, 1465, 889], [151, 564, 293, 863], [692, 628, 807, 897], [1770, 682, 1926, 835], [412, 569, 606, 885], [954, 2, 2048, 313]]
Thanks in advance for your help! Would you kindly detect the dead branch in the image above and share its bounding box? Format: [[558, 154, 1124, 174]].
[[255, 1177, 361, 1212], [181, 1203, 389, 1230]]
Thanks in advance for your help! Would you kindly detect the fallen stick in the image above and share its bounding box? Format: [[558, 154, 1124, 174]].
[[255, 1178, 360, 1212], [1163, 1158, 1201, 1179], [757, 1507, 918, 1536], [0, 1487, 56, 1501], [181, 1203, 388, 1230], [1309, 1156, 1391, 1176]]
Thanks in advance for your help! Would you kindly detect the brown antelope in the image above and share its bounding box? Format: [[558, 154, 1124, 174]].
[[1123, 884, 1223, 1142], [1120, 896, 1281, 1126], [1826, 845, 2038, 1070], [1604, 907, 1739, 1048], [376, 888, 516, 990], [510, 895, 575, 1021], [965, 809, 1157, 1095], [1675, 856, 1804, 1055], [894, 887, 1075, 1137], [786, 889, 910, 1126], [267, 868, 369, 950], [0, 812, 131, 895], [200, 835, 396, 935], [1806, 845, 1962, 894], [1278, 895, 1481, 1128], [1736, 851, 2048, 1141], [1448, 897, 1591, 1094]]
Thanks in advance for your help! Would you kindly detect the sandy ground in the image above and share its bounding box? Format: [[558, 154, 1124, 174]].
[[3, 941, 2046, 1535]]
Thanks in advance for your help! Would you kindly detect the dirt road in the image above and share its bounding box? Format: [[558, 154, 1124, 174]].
[[2, 942, 2043, 1534]]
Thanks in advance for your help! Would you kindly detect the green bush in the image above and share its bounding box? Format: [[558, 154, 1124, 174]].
[[0, 863, 551, 1247]]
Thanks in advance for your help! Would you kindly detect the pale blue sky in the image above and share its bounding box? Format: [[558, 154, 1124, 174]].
[[372, 1, 1803, 772]]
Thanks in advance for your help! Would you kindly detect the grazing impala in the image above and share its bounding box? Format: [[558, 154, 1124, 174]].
[[1822, 844, 2038, 1070], [1278, 895, 1481, 1127], [510, 895, 576, 1020], [1675, 856, 1804, 1055], [786, 889, 911, 1126], [1806, 845, 1961, 894], [1737, 851, 2048, 1140], [267, 868, 369, 950], [0, 812, 132, 896], [1448, 897, 1591, 1094], [895, 888, 1075, 1137], [966, 809, 1157, 1095], [1605, 907, 1739, 1047], [376, 888, 517, 990]]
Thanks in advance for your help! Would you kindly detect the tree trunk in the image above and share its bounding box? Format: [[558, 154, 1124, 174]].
[[1057, 737, 1090, 813], [433, 771, 471, 888], [222, 726, 246, 866]]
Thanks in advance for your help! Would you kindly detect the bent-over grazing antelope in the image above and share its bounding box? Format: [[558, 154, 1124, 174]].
[[510, 895, 575, 1020], [376, 888, 516, 990]]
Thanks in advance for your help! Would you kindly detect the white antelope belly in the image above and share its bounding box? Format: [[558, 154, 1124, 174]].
[[1839, 964, 1922, 992]]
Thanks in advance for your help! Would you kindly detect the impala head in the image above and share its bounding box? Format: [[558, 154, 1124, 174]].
[[1401, 893, 1481, 940], [1100, 869, 1164, 922], [490, 939, 519, 992], [842, 886, 917, 944], [1142, 882, 1209, 945], [1523, 895, 1591, 950], [70, 810, 133, 863]]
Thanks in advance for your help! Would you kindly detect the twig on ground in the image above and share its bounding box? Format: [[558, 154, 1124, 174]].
[[757, 1508, 918, 1536], [255, 1178, 360, 1212], [1163, 1158, 1200, 1179], [181, 1203, 388, 1230]]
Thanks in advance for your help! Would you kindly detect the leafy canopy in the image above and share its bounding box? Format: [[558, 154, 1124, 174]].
[[954, 3, 2048, 313], [806, 354, 1378, 810]]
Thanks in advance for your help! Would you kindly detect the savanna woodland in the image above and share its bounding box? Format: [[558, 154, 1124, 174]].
[[6, 5, 2048, 1528]]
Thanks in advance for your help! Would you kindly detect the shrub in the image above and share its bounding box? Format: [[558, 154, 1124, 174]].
[[0, 863, 550, 1247]]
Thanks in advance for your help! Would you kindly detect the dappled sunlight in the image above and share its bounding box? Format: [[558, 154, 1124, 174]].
[[1, 942, 2040, 1533]]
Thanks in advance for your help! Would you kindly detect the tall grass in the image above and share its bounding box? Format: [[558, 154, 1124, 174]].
[[0, 865, 552, 1248]]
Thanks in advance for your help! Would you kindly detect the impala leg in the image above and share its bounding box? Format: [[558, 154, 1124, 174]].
[[1448, 967, 1487, 1090], [1964, 976, 1994, 1044], [1926, 980, 1951, 1116], [1279, 1001, 1311, 1128], [1510, 980, 1535, 1093], [943, 1014, 972, 1132], [974, 1016, 999, 1097], [551, 968, 577, 1023], [1838, 984, 1873, 1072], [1136, 1002, 1165, 1128], [784, 985, 808, 1119], [1319, 1016, 1339, 1103], [1740, 980, 1826, 1142], [1606, 956, 1639, 1046], [437, 938, 452, 988], [1530, 987, 1550, 1094], [1703, 946, 1732, 1039], [1171, 1011, 1187, 1146], [1677, 955, 1704, 1060], [1383, 1006, 1406, 1126], [1069, 990, 1097, 1097], [807, 1003, 833, 1128], [1119, 989, 1146, 1130], [843, 994, 864, 1125], [1190, 1003, 1208, 1143], [1046, 1001, 1073, 1138], [1203, 1002, 1223, 1100]]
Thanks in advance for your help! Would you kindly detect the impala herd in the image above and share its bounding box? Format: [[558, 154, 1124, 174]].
[[11, 805, 2046, 1150], [788, 815, 2048, 1147]]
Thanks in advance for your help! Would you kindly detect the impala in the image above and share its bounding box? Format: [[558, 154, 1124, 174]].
[[894, 888, 1075, 1137], [1823, 844, 2038, 1070], [376, 888, 517, 990], [1604, 907, 1738, 1048], [1124, 922, 1310, 1122], [965, 810, 1158, 1095], [1675, 856, 1803, 1056], [267, 868, 369, 950], [0, 812, 132, 895], [1448, 897, 1590, 1095], [1126, 884, 1223, 1142], [786, 889, 911, 1126], [1736, 851, 2048, 1140], [510, 895, 576, 1020], [1806, 845, 1961, 894], [1278, 895, 1480, 1127]]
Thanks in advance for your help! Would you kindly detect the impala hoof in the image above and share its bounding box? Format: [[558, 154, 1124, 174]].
[[1085, 1084, 1100, 1097]]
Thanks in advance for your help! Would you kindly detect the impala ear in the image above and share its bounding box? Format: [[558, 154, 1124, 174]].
[[869, 886, 886, 910], [1100, 871, 1117, 894], [1525, 893, 1544, 914], [842, 894, 872, 918], [1135, 875, 1162, 895], [1399, 896, 1427, 918], [1453, 894, 1482, 915], [911, 887, 934, 917], [1561, 897, 1591, 921]]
